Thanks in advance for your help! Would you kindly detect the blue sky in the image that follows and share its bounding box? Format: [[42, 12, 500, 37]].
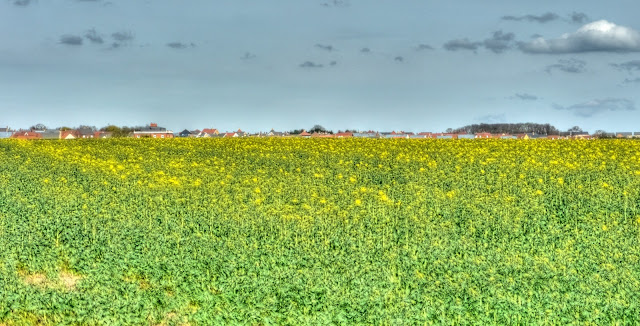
[[2, 0, 640, 133]]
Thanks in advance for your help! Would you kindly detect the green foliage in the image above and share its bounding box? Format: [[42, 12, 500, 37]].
[[0, 138, 639, 324]]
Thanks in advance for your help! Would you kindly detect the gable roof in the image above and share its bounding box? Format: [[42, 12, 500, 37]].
[[11, 131, 42, 139], [201, 128, 218, 135]]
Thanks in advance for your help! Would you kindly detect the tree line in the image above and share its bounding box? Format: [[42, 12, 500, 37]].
[[450, 123, 563, 135]]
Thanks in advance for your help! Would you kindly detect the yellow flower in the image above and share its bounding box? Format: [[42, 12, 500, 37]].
[[355, 199, 362, 206]]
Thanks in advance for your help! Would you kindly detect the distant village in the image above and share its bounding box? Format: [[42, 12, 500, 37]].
[[1, 122, 640, 140]]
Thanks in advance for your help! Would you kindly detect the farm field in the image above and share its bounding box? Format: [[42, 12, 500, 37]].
[[0, 138, 640, 325]]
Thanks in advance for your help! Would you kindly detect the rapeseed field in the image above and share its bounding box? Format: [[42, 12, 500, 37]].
[[0, 138, 639, 324]]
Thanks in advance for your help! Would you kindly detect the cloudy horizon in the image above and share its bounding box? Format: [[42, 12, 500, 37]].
[[2, 0, 640, 133]]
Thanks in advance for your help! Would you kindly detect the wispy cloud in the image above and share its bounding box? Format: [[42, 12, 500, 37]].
[[360, 47, 371, 54], [315, 44, 334, 52], [477, 114, 506, 123], [167, 42, 195, 49], [299, 61, 323, 68], [444, 31, 516, 53], [611, 60, 640, 73], [623, 77, 640, 84], [12, 0, 33, 6], [553, 98, 635, 117], [545, 58, 587, 74], [520, 20, 640, 54], [443, 38, 482, 52], [241, 52, 256, 60], [483, 31, 516, 53], [84, 28, 104, 44], [570, 12, 590, 24], [511, 93, 539, 101], [415, 44, 434, 51], [60, 35, 83, 46], [394, 56, 404, 62], [321, 0, 349, 8], [111, 31, 134, 42], [502, 12, 559, 23]]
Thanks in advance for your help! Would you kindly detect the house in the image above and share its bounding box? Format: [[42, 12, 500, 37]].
[[0, 127, 13, 139], [250, 132, 267, 137], [178, 129, 192, 138], [77, 127, 95, 139], [417, 132, 434, 138], [500, 135, 517, 139], [61, 130, 79, 139], [11, 131, 42, 140], [616, 132, 633, 138], [298, 131, 311, 138], [133, 123, 174, 139], [267, 129, 287, 137], [547, 135, 563, 140], [457, 134, 475, 140], [634, 132, 640, 138], [382, 131, 409, 139], [94, 131, 112, 138], [567, 131, 589, 139], [353, 131, 379, 138], [334, 132, 353, 138], [223, 132, 238, 138], [41, 130, 61, 140], [236, 129, 247, 137], [442, 133, 458, 139], [475, 132, 492, 139], [200, 128, 219, 138], [436, 134, 453, 139], [311, 132, 335, 138], [520, 133, 546, 140], [573, 134, 592, 140]]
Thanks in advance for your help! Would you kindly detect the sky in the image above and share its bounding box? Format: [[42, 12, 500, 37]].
[[2, 0, 640, 133]]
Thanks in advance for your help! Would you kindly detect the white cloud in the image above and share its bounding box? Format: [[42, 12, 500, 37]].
[[520, 20, 640, 53]]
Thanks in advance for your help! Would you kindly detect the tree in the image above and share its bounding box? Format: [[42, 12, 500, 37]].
[[30, 123, 47, 131], [100, 125, 133, 138], [57, 126, 73, 131], [594, 130, 613, 138], [309, 124, 327, 133], [451, 123, 560, 135], [78, 125, 97, 131], [568, 126, 583, 133]]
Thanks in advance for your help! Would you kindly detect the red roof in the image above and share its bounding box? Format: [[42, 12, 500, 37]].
[[61, 130, 80, 139], [11, 131, 42, 139], [201, 128, 218, 135], [299, 131, 311, 136], [311, 132, 335, 138]]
